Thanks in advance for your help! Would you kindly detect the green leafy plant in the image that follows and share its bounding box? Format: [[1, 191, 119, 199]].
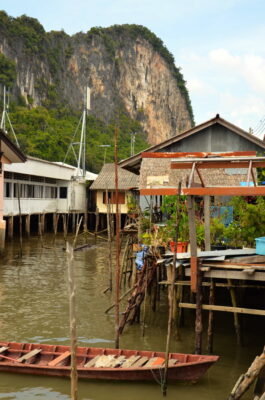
[[127, 194, 138, 213], [0, 53, 16, 87]]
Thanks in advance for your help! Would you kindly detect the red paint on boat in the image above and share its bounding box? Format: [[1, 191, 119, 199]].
[[0, 341, 219, 382]]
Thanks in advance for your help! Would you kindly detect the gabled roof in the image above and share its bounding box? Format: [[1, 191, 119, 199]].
[[90, 163, 138, 190], [119, 115, 265, 173], [0, 129, 26, 163]]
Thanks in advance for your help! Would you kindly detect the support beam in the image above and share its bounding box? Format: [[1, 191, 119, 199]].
[[183, 187, 265, 196], [179, 303, 265, 316]]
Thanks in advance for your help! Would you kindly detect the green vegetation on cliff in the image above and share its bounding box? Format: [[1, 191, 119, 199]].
[[0, 11, 194, 169], [0, 53, 16, 87], [8, 104, 148, 173]]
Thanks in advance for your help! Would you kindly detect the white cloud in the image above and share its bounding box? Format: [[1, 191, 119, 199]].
[[210, 48, 265, 93], [187, 78, 215, 95]]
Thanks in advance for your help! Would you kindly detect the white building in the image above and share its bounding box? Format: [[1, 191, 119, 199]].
[[3, 156, 97, 236]]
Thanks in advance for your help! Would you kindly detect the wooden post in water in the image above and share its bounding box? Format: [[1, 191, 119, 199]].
[[162, 182, 181, 396], [228, 279, 242, 345], [106, 191, 113, 291], [25, 214, 30, 237], [207, 280, 215, 353], [7, 216, 13, 239], [17, 183, 23, 257], [62, 214, 67, 241], [195, 260, 203, 355], [95, 207, 99, 242], [114, 124, 121, 349], [66, 242, 78, 400]]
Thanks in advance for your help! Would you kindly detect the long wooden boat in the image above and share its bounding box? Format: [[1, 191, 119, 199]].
[[0, 341, 219, 382]]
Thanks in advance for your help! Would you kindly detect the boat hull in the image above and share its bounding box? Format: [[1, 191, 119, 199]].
[[0, 341, 219, 382]]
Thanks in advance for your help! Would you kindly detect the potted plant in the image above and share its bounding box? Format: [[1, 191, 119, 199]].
[[127, 194, 138, 218], [160, 195, 190, 253]]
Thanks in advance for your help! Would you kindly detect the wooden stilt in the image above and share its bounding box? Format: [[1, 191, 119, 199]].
[[7, 216, 13, 239], [38, 215, 44, 248], [228, 279, 243, 345], [95, 207, 99, 242], [62, 214, 67, 240], [25, 214, 30, 237], [53, 213, 58, 234], [174, 273, 183, 341], [114, 125, 121, 350], [162, 182, 181, 396], [195, 260, 203, 355], [17, 184, 23, 257], [106, 196, 112, 291], [40, 213, 45, 235], [72, 213, 76, 233], [207, 280, 215, 353], [83, 197, 88, 233]]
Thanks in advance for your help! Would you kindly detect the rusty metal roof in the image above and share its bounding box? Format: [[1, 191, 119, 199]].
[[90, 163, 138, 190]]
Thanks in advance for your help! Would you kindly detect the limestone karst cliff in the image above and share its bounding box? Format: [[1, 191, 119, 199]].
[[0, 12, 194, 146]]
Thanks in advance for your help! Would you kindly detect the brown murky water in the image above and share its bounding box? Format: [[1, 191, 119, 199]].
[[0, 234, 263, 399]]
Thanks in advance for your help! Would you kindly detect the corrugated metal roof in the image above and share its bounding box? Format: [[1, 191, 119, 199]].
[[119, 115, 265, 173], [90, 163, 138, 190]]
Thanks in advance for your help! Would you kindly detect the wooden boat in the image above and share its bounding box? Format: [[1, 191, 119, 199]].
[[0, 341, 219, 382]]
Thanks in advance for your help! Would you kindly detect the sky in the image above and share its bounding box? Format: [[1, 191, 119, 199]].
[[3, 0, 265, 137]]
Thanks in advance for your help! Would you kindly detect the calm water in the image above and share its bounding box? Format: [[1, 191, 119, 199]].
[[0, 234, 263, 400]]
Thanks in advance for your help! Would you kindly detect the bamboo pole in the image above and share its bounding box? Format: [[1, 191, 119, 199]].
[[114, 124, 121, 349], [66, 242, 78, 400]]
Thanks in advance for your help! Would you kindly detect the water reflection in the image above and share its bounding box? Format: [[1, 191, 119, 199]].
[[0, 234, 263, 399]]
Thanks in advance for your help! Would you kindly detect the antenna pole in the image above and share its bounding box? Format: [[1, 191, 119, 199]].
[[77, 87, 90, 177], [1, 86, 6, 131], [1, 85, 20, 147]]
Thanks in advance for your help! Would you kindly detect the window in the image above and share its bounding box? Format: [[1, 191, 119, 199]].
[[45, 186, 58, 198], [4, 182, 12, 198], [103, 191, 125, 204], [59, 187, 68, 199]]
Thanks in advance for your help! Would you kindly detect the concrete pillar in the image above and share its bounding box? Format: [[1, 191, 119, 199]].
[[25, 214, 30, 237], [7, 216, 13, 239], [0, 219, 6, 252]]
